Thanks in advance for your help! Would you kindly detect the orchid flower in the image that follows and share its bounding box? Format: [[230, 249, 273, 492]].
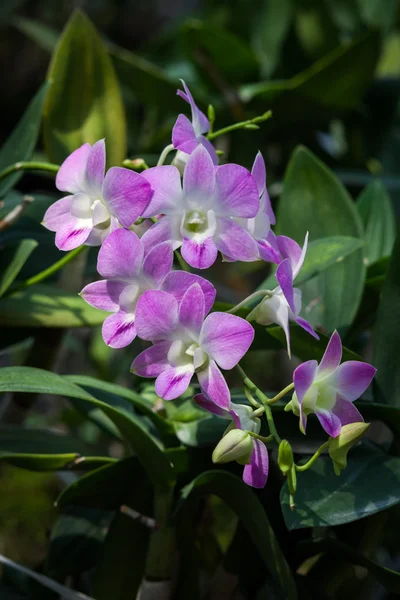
[[43, 140, 152, 250], [195, 393, 269, 488], [132, 283, 254, 407], [81, 228, 215, 349], [247, 233, 318, 356], [234, 152, 280, 263], [286, 330, 376, 438], [172, 80, 218, 166], [140, 144, 260, 268]]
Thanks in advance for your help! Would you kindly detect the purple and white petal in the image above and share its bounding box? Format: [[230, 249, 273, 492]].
[[161, 271, 216, 314], [135, 290, 178, 341], [141, 217, 176, 255], [155, 364, 194, 400], [251, 152, 275, 225], [42, 196, 74, 232], [179, 283, 205, 335], [315, 409, 342, 438], [197, 360, 231, 409], [177, 80, 210, 136], [332, 397, 364, 426], [295, 316, 320, 340], [193, 393, 231, 418], [142, 241, 174, 287], [215, 165, 259, 218], [335, 361, 376, 402], [141, 166, 182, 217], [294, 360, 318, 404], [243, 440, 269, 489], [85, 139, 105, 196], [276, 258, 296, 314], [97, 229, 144, 280], [276, 232, 308, 279], [181, 236, 218, 269], [132, 341, 171, 377], [318, 330, 342, 377], [200, 312, 254, 370], [55, 216, 91, 250], [56, 143, 91, 193], [172, 114, 198, 153], [198, 136, 218, 165], [80, 279, 126, 312], [215, 218, 259, 262], [102, 311, 136, 349], [183, 145, 215, 198], [257, 238, 281, 264], [102, 167, 152, 227]]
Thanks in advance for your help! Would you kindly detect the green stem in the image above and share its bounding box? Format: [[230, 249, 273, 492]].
[[247, 431, 273, 444], [226, 290, 271, 314], [9, 245, 86, 294], [0, 161, 59, 184], [244, 385, 261, 409], [174, 250, 190, 272], [207, 110, 272, 141], [157, 144, 175, 166], [295, 441, 330, 472], [267, 383, 295, 405]]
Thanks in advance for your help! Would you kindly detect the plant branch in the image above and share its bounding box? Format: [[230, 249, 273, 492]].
[[0, 161, 59, 185]]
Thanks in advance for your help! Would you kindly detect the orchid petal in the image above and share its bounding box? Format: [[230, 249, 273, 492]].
[[198, 135, 218, 165], [215, 218, 259, 262], [141, 166, 182, 217], [135, 290, 178, 341], [85, 139, 105, 196], [181, 236, 218, 269], [80, 280, 126, 312], [161, 271, 216, 315], [155, 364, 194, 400], [179, 283, 205, 335], [132, 341, 171, 377], [102, 311, 136, 349], [97, 229, 143, 280], [56, 143, 91, 193], [243, 440, 269, 488], [336, 361, 376, 402], [193, 393, 231, 418], [295, 316, 320, 340], [276, 232, 308, 279], [142, 241, 174, 287], [294, 360, 318, 404], [178, 80, 210, 135], [102, 167, 152, 227], [197, 360, 231, 409], [276, 258, 296, 314], [316, 409, 342, 438], [141, 217, 176, 255], [55, 216, 91, 250], [172, 114, 198, 153], [318, 330, 342, 377], [42, 196, 74, 232], [215, 164, 259, 217], [200, 312, 254, 370], [183, 145, 215, 198], [332, 397, 364, 426]]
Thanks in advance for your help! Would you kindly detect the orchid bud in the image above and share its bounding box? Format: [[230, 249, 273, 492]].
[[328, 422, 370, 475], [171, 150, 189, 175], [212, 429, 253, 465], [278, 440, 294, 474], [122, 157, 148, 172]]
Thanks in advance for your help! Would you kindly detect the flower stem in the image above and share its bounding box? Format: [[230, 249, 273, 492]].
[[247, 431, 273, 444], [226, 290, 271, 314], [207, 110, 272, 141], [267, 383, 295, 405], [174, 250, 190, 272], [9, 245, 87, 295], [244, 385, 262, 409], [157, 144, 175, 166], [295, 441, 330, 472], [0, 161, 59, 185]]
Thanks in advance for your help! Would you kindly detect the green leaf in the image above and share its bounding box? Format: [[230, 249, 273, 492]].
[[280, 444, 400, 529], [277, 146, 365, 331], [177, 471, 297, 600], [0, 240, 38, 297], [356, 180, 396, 266], [251, 0, 293, 78], [357, 0, 398, 30], [0, 453, 113, 471], [0, 284, 107, 327], [0, 83, 49, 198], [373, 233, 400, 406], [0, 366, 175, 488], [0, 426, 91, 456], [43, 10, 126, 167]]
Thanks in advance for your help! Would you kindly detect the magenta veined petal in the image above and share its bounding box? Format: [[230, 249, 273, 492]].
[[172, 114, 198, 153], [160, 271, 216, 315], [135, 290, 179, 341], [56, 143, 91, 193], [318, 330, 342, 377], [102, 167, 152, 227], [332, 397, 364, 426], [97, 229, 144, 280], [131, 341, 172, 378], [179, 283, 205, 335], [181, 236, 218, 269], [183, 144, 216, 198], [315, 409, 342, 438], [102, 311, 136, 349], [294, 360, 318, 404], [243, 439, 269, 488], [215, 164, 259, 218], [200, 312, 254, 370], [276, 258, 296, 314], [335, 361, 376, 402], [215, 218, 259, 262], [42, 196, 74, 232], [155, 364, 194, 400], [197, 360, 231, 410], [80, 279, 126, 312], [141, 166, 182, 218], [85, 139, 105, 196], [142, 241, 174, 287], [54, 216, 91, 250]]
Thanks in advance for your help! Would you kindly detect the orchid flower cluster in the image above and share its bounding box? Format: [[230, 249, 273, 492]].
[[42, 81, 376, 492]]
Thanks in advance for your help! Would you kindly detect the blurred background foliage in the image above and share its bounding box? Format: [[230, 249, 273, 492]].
[[1, 0, 400, 598]]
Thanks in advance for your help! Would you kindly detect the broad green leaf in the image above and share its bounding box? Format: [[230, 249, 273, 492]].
[[43, 10, 126, 167], [373, 233, 400, 406], [280, 444, 400, 529], [0, 426, 91, 456], [177, 471, 297, 600], [0, 83, 49, 198], [356, 180, 396, 265], [0, 453, 113, 471], [277, 146, 365, 331], [251, 0, 293, 78], [0, 283, 108, 327], [357, 0, 398, 30], [174, 416, 226, 448], [0, 240, 38, 297]]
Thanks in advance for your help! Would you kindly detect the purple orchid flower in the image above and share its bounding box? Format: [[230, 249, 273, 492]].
[[234, 152, 279, 263], [43, 140, 152, 250], [247, 232, 318, 357], [132, 283, 254, 407], [286, 330, 376, 438], [172, 80, 218, 165], [80, 228, 215, 349], [195, 393, 269, 488], [139, 144, 260, 269]]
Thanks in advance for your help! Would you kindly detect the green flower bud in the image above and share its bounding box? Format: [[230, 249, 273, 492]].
[[278, 440, 294, 474], [329, 422, 370, 475], [212, 429, 253, 465]]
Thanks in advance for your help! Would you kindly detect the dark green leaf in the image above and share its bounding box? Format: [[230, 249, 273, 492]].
[[281, 444, 400, 529], [0, 426, 92, 456], [251, 0, 293, 78], [0, 83, 49, 198], [43, 10, 126, 167], [177, 471, 297, 600], [0, 453, 114, 472], [277, 146, 365, 331], [357, 180, 396, 266], [0, 240, 38, 297], [357, 0, 398, 30], [373, 233, 400, 406]]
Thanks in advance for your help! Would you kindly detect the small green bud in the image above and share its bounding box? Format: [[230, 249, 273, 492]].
[[329, 422, 370, 475], [278, 440, 294, 474], [212, 429, 253, 465], [122, 158, 148, 172], [207, 104, 215, 126]]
